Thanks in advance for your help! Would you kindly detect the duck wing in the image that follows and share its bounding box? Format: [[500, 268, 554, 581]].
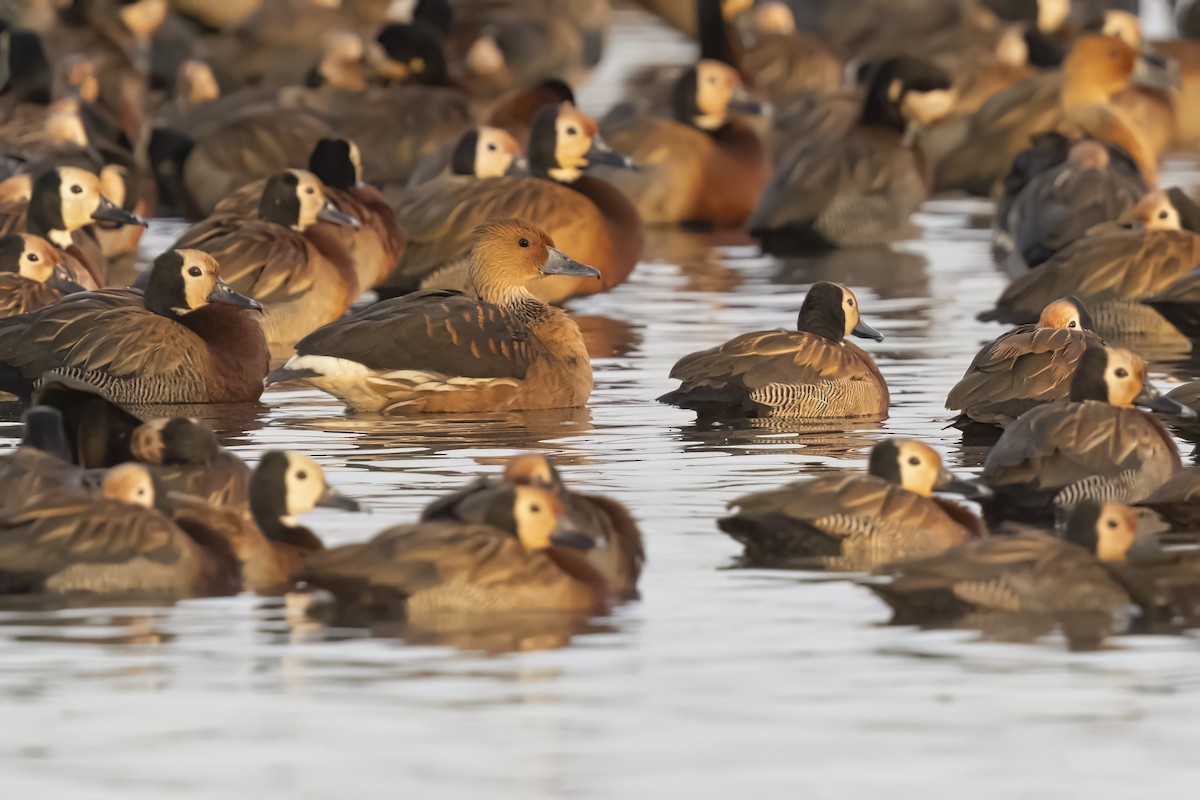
[[174, 218, 322, 304]]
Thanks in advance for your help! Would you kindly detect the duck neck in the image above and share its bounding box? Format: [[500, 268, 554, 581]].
[[470, 279, 551, 326]]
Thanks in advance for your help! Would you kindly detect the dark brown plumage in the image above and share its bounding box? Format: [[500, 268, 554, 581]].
[[719, 438, 985, 571], [659, 281, 888, 419], [0, 249, 267, 404], [0, 233, 84, 318], [0, 406, 84, 511]]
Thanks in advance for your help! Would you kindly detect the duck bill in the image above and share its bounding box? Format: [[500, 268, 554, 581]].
[[549, 528, 597, 551], [1136, 384, 1196, 418], [1133, 51, 1181, 93], [316, 487, 363, 511], [933, 467, 991, 498], [317, 201, 361, 230], [541, 247, 601, 280], [91, 195, 148, 227], [851, 318, 884, 342], [585, 136, 637, 170], [46, 265, 87, 294], [729, 88, 770, 117], [207, 278, 263, 311], [505, 155, 530, 177]]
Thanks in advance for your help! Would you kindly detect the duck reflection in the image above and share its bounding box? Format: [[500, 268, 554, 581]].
[[773, 245, 930, 301], [641, 227, 754, 294], [577, 315, 643, 359], [674, 417, 886, 461]]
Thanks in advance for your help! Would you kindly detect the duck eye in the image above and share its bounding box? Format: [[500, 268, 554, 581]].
[[296, 470, 307, 480], [518, 237, 529, 247], [846, 299, 854, 307], [530, 503, 541, 513], [1159, 210, 1169, 219], [908, 456, 921, 466], [486, 143, 497, 151], [1068, 320, 1077, 328], [187, 266, 202, 277], [1114, 367, 1129, 378], [70, 184, 83, 194], [27, 253, 38, 262], [305, 187, 315, 195], [565, 126, 577, 136]]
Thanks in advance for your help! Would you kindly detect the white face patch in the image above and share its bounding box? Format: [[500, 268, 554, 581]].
[[291, 170, 328, 230], [900, 89, 957, 125], [56, 167, 103, 232], [284, 453, 328, 516]]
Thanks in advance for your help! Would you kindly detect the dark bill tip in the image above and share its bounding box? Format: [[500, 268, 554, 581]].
[[316, 488, 363, 512], [207, 278, 263, 311], [541, 247, 602, 279], [91, 195, 148, 227], [317, 202, 361, 230], [851, 319, 884, 342], [550, 530, 596, 551]]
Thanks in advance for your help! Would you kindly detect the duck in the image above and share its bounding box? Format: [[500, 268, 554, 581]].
[[0, 406, 84, 511], [946, 296, 1103, 430], [212, 139, 406, 294], [747, 56, 956, 248], [163, 450, 362, 592], [0, 462, 245, 601], [0, 165, 146, 287], [718, 438, 987, 571], [265, 219, 598, 414], [999, 139, 1146, 269], [734, 2, 843, 105], [1137, 468, 1200, 531], [398, 126, 527, 192], [173, 169, 361, 350], [979, 344, 1190, 526], [986, 189, 1200, 325], [385, 101, 641, 305], [129, 417, 252, 510], [868, 499, 1137, 626], [0, 233, 85, 318], [422, 453, 645, 600], [658, 281, 888, 419], [593, 59, 769, 227], [935, 34, 1167, 195], [302, 483, 609, 620], [0, 249, 267, 405]]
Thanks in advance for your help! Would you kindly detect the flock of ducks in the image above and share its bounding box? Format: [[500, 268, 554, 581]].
[[4, 0, 1200, 645]]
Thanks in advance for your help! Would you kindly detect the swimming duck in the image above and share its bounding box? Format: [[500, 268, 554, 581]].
[[987, 190, 1200, 325], [718, 438, 986, 571], [748, 56, 955, 248], [947, 297, 1103, 430], [386, 101, 641, 305], [422, 453, 645, 600], [594, 59, 769, 227], [303, 483, 609, 620], [213, 139, 406, 293], [1137, 468, 1200, 531], [0, 165, 146, 287], [979, 344, 1190, 525], [174, 169, 360, 350], [129, 417, 252, 510], [399, 126, 526, 192], [869, 499, 1137, 626], [0, 233, 85, 318], [0, 406, 83, 511], [164, 450, 362, 592], [658, 281, 888, 419], [265, 219, 598, 414], [0, 249, 267, 405], [1000, 139, 1146, 269], [0, 462, 245, 601], [935, 34, 1166, 195]]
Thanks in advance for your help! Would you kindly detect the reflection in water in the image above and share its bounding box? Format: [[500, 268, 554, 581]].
[[673, 417, 886, 462], [774, 245, 931, 301], [577, 315, 643, 359]]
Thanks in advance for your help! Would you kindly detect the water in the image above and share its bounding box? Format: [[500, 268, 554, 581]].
[[5, 7, 1200, 798]]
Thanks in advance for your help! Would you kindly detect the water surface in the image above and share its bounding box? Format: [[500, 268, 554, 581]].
[[4, 8, 1200, 798]]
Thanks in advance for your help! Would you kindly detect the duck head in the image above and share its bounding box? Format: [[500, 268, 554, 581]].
[[0, 233, 82, 294], [130, 417, 220, 466], [503, 453, 564, 489], [102, 463, 156, 509], [860, 57, 955, 134], [868, 439, 987, 498], [43, 98, 88, 148], [251, 451, 362, 528], [371, 22, 448, 86], [1062, 35, 1163, 105], [259, 169, 360, 231], [488, 485, 598, 554], [1069, 344, 1194, 416], [1037, 296, 1095, 332], [28, 166, 147, 246], [450, 127, 525, 178], [1126, 190, 1180, 231], [175, 59, 220, 108], [308, 138, 363, 191], [795, 281, 883, 343], [467, 218, 599, 304], [529, 102, 636, 183], [673, 59, 767, 131], [1064, 500, 1138, 562], [143, 249, 262, 318], [751, 2, 796, 36]]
